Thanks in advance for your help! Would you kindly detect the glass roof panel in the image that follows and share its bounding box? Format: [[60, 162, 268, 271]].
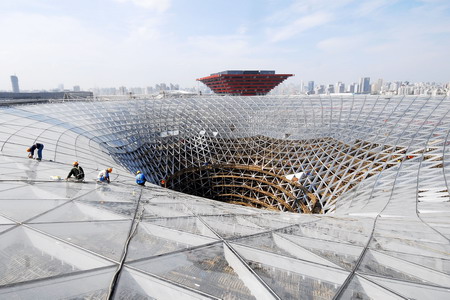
[[115, 268, 210, 299], [129, 243, 258, 299], [0, 267, 116, 299], [0, 227, 113, 286], [339, 275, 402, 300], [30, 202, 128, 223], [145, 216, 218, 238], [366, 274, 450, 299], [126, 221, 216, 262], [30, 220, 132, 261], [0, 199, 68, 222]]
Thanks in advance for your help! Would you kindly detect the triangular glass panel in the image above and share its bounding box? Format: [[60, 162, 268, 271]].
[[0, 267, 116, 299], [358, 250, 429, 284], [143, 202, 193, 218], [30, 201, 128, 223], [382, 250, 450, 276], [339, 275, 405, 299], [0, 199, 68, 222], [126, 221, 216, 262], [145, 216, 217, 238], [200, 215, 267, 239], [111, 268, 163, 299], [78, 200, 141, 218], [366, 274, 450, 299], [75, 184, 141, 203], [277, 233, 362, 271], [232, 242, 347, 299], [358, 249, 450, 287], [0, 226, 113, 286], [129, 243, 258, 299], [30, 220, 132, 261]]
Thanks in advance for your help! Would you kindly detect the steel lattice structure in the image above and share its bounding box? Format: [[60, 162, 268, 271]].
[[0, 95, 450, 299]]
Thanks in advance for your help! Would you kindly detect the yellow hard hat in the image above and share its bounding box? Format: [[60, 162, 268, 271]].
[[107, 168, 113, 172], [136, 170, 141, 174], [73, 161, 79, 166]]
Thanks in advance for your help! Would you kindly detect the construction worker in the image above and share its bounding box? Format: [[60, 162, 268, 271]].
[[66, 161, 85, 181], [97, 167, 112, 183], [27, 143, 44, 161], [135, 170, 146, 186]]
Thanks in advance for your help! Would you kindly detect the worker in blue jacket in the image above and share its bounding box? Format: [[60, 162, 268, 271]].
[[135, 170, 146, 186], [27, 143, 44, 161]]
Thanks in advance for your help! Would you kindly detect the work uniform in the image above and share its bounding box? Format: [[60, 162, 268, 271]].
[[67, 166, 85, 180], [97, 169, 110, 183], [136, 173, 146, 186], [29, 143, 44, 161]]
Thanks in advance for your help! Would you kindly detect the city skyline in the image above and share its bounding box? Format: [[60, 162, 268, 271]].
[[2, 73, 449, 93], [1, 0, 449, 91]]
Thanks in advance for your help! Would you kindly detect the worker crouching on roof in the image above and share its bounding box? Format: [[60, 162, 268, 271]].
[[66, 161, 85, 181], [27, 143, 44, 161], [135, 170, 146, 186], [98, 168, 112, 183]]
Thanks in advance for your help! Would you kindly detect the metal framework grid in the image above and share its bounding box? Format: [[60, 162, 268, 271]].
[[0, 95, 449, 299]]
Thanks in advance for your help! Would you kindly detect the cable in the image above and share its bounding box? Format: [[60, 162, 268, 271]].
[[106, 187, 145, 299]]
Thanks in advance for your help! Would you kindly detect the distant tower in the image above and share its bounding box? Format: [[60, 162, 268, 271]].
[[359, 77, 370, 94], [307, 81, 315, 93], [10, 75, 19, 93]]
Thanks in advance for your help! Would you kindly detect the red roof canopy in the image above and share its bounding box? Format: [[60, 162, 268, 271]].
[[197, 71, 294, 96]]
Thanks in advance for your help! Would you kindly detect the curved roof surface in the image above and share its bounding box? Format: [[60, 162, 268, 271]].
[[0, 96, 449, 299]]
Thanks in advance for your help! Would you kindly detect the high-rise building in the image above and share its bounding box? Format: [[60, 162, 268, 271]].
[[316, 85, 325, 94], [73, 85, 81, 92], [307, 81, 315, 93], [347, 83, 356, 93], [359, 77, 370, 94], [327, 84, 335, 94], [336, 82, 345, 93], [10, 75, 19, 93]]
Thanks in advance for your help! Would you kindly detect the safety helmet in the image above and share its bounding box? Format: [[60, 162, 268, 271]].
[[136, 170, 141, 174], [26, 148, 31, 152], [107, 168, 113, 172], [73, 161, 79, 166]]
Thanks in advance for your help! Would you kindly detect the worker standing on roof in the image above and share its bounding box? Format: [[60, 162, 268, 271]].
[[135, 170, 146, 186], [66, 161, 85, 181], [27, 143, 44, 161], [97, 167, 112, 183]]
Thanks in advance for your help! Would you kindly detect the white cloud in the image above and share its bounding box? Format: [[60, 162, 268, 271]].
[[125, 16, 165, 41], [187, 35, 252, 57], [317, 36, 366, 52], [114, 0, 171, 12], [356, 0, 396, 16], [269, 12, 332, 42]]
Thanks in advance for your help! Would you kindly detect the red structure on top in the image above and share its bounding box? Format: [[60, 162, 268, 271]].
[[197, 70, 294, 96]]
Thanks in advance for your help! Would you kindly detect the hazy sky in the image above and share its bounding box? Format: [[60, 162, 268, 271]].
[[1, 0, 449, 91]]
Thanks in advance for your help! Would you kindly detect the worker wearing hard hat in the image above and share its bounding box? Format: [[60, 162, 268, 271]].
[[26, 143, 44, 161], [66, 161, 85, 181], [97, 167, 112, 183], [135, 170, 146, 186]]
